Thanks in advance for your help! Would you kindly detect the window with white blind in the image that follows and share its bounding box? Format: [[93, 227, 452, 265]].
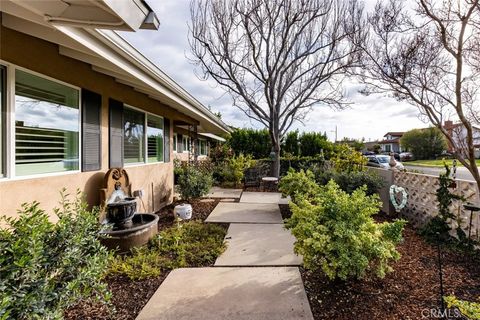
[[123, 107, 145, 164], [15, 70, 80, 176], [182, 136, 190, 153], [147, 114, 164, 163]]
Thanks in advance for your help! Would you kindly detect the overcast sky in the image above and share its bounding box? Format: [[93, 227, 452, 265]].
[[120, 0, 428, 142]]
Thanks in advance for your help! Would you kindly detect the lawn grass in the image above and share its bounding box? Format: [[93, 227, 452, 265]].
[[406, 159, 480, 167]]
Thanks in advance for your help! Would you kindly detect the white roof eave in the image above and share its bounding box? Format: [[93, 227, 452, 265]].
[[52, 24, 230, 135]]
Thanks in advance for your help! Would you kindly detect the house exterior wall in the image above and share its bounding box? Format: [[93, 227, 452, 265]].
[[0, 26, 196, 219]]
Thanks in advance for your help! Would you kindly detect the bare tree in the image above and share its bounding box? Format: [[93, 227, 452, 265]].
[[189, 0, 364, 177], [356, 0, 480, 197]]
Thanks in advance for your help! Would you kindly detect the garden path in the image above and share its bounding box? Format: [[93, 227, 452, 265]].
[[136, 192, 313, 320]]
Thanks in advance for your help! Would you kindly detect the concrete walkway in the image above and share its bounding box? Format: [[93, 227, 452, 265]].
[[136, 191, 312, 320]]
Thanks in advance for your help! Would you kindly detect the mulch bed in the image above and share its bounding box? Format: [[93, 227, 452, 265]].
[[300, 211, 480, 320], [155, 198, 221, 231], [65, 198, 222, 320]]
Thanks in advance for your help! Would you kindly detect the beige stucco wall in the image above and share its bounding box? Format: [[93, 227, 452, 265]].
[[0, 26, 193, 219]]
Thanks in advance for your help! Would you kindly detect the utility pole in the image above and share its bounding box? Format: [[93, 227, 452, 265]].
[[330, 126, 338, 142]]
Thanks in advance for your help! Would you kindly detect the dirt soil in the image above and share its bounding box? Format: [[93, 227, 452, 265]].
[[301, 212, 480, 320], [65, 198, 221, 320]]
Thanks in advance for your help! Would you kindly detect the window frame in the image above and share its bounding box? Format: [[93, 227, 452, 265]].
[[146, 113, 165, 164], [123, 104, 165, 166], [182, 136, 190, 153], [0, 61, 82, 181], [173, 133, 177, 153]]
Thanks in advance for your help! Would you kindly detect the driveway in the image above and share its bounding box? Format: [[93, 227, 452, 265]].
[[404, 164, 475, 181]]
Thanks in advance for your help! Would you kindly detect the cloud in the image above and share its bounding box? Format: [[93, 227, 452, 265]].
[[121, 0, 430, 141]]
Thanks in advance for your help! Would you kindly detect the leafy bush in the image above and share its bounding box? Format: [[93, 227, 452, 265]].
[[315, 170, 384, 196], [0, 191, 110, 320], [331, 143, 367, 173], [109, 221, 226, 280], [220, 153, 255, 186], [176, 164, 213, 200], [420, 164, 465, 243], [286, 181, 406, 280], [298, 131, 335, 158], [444, 296, 480, 320], [278, 169, 320, 202], [227, 128, 271, 159]]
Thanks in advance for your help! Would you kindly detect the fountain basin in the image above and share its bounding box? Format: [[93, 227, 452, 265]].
[[100, 213, 159, 253]]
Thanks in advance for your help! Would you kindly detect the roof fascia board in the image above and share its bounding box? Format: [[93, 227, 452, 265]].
[[54, 25, 229, 134], [101, 0, 148, 31], [93, 29, 231, 133]]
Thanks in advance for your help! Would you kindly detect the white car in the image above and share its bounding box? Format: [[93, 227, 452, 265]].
[[366, 155, 404, 170]]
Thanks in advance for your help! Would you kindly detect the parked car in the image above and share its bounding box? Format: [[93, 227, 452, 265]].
[[400, 152, 413, 161], [382, 152, 400, 161], [366, 155, 404, 170]]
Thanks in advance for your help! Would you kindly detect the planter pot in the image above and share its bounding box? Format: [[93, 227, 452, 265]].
[[174, 203, 193, 220]]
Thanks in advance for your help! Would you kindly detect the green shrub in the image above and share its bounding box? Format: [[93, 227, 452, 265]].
[[286, 181, 406, 280], [315, 170, 384, 196], [0, 191, 110, 320], [221, 153, 255, 186], [109, 221, 226, 280], [444, 296, 480, 320], [331, 144, 367, 173], [176, 164, 213, 200], [278, 169, 320, 202], [227, 128, 271, 159]]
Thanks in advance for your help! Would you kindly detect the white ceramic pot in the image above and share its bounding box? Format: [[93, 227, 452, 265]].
[[174, 204, 193, 220]]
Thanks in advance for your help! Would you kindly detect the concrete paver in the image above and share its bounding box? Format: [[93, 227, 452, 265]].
[[205, 202, 283, 224], [135, 267, 313, 320], [215, 224, 302, 266], [207, 187, 243, 199], [240, 191, 285, 204]]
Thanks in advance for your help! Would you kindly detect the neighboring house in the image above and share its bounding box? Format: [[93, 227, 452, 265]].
[[378, 132, 405, 153], [444, 121, 480, 158], [0, 0, 230, 219]]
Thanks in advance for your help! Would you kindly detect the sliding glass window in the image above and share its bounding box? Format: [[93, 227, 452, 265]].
[[147, 115, 164, 163], [0, 66, 5, 178], [123, 107, 145, 164], [15, 70, 79, 176]]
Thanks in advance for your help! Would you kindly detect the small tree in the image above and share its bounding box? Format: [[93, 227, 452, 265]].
[[400, 128, 447, 160], [356, 0, 480, 196], [189, 0, 364, 177]]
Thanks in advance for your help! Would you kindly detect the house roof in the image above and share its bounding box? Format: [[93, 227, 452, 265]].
[[383, 132, 404, 137], [1, 0, 231, 136], [379, 139, 400, 144]]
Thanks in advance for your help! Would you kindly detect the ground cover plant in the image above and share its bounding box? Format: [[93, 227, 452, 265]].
[[109, 221, 227, 280], [66, 197, 227, 320], [0, 191, 110, 320]]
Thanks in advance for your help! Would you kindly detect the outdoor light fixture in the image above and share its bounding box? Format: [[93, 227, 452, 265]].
[[140, 11, 160, 30]]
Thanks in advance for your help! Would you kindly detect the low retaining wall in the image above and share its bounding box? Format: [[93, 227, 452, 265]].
[[370, 167, 480, 240]]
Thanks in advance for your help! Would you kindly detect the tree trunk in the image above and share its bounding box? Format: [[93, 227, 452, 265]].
[[272, 144, 281, 178]]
